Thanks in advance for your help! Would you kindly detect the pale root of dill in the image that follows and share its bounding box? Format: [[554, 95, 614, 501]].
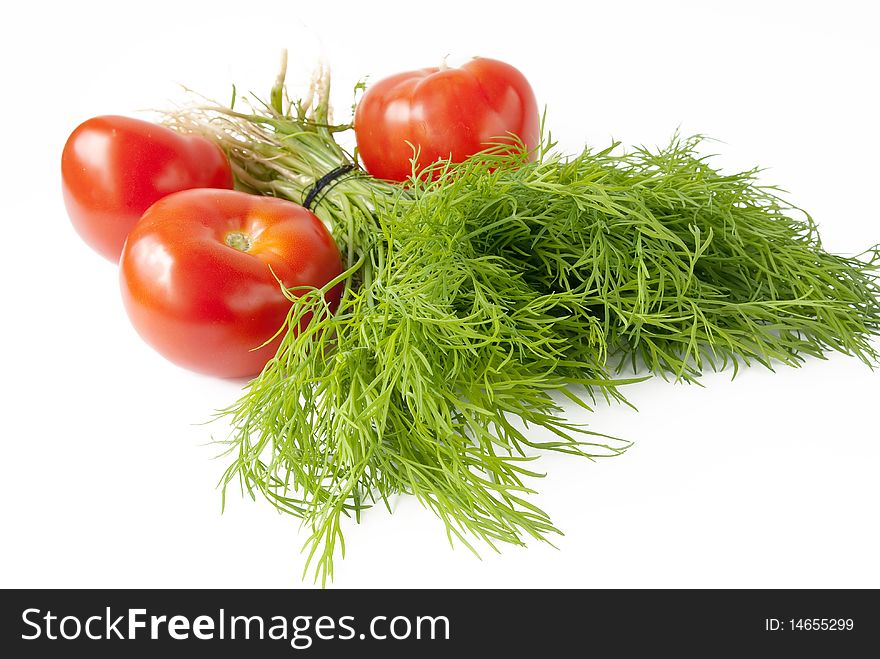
[[167, 72, 880, 584]]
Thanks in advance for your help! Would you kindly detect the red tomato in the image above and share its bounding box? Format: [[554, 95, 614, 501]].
[[62, 116, 234, 261], [119, 189, 343, 378], [354, 57, 539, 181]]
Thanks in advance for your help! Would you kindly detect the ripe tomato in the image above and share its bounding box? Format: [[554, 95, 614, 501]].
[[119, 189, 343, 378], [354, 57, 539, 181], [62, 116, 234, 261]]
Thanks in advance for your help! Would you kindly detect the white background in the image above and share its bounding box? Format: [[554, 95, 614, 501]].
[[1, 0, 878, 589]]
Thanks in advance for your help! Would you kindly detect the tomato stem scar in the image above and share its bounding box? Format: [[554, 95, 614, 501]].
[[225, 231, 253, 252]]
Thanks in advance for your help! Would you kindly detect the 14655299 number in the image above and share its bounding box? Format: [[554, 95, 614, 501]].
[[791, 619, 854, 631]]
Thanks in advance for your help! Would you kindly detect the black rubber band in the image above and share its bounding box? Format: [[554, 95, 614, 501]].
[[303, 163, 356, 210]]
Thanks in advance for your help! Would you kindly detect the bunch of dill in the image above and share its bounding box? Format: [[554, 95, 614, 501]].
[[167, 72, 880, 583]]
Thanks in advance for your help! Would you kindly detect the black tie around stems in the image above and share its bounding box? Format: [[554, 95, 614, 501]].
[[302, 163, 357, 211]]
